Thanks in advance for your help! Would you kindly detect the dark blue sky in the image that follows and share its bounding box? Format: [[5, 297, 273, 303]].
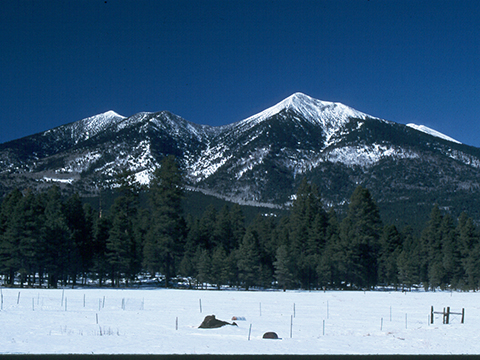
[[1, 0, 479, 147]]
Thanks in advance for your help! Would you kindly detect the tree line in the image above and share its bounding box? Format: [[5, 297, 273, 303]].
[[1, 155, 480, 290]]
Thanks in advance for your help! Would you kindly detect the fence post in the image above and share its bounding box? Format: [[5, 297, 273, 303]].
[[461, 308, 465, 324], [446, 307, 450, 325], [290, 315, 293, 338], [430, 306, 434, 324]]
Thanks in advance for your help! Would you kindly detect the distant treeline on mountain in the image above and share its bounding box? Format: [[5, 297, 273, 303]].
[[1, 156, 479, 290]]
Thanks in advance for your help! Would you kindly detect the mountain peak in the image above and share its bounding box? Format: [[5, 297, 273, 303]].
[[235, 93, 379, 147], [102, 110, 125, 119], [241, 92, 377, 126]]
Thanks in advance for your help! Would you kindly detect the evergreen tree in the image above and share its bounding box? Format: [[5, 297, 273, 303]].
[[213, 205, 232, 252], [229, 204, 246, 252], [178, 214, 201, 280], [464, 241, 480, 290], [341, 186, 382, 289], [236, 228, 260, 290], [16, 190, 44, 286], [440, 214, 462, 288], [338, 216, 362, 288], [396, 226, 421, 290], [198, 204, 217, 250], [248, 214, 277, 286], [457, 213, 480, 289], [196, 248, 211, 288], [143, 155, 184, 287], [107, 203, 134, 286], [321, 208, 341, 289], [107, 170, 139, 286], [377, 225, 402, 288], [289, 179, 326, 289], [92, 213, 111, 286], [210, 246, 229, 289], [64, 193, 94, 286], [42, 186, 71, 288], [274, 245, 295, 290], [419, 205, 443, 290], [0, 189, 24, 285]]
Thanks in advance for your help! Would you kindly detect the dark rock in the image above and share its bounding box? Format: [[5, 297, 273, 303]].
[[263, 331, 279, 339], [199, 315, 238, 329]]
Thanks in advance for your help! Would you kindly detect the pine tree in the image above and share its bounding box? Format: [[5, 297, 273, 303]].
[[249, 214, 277, 286], [229, 204, 246, 252], [196, 248, 211, 288], [396, 226, 421, 290], [93, 213, 111, 286], [178, 214, 201, 280], [107, 170, 139, 286], [143, 155, 184, 287], [440, 214, 462, 289], [16, 190, 44, 286], [274, 245, 295, 290], [322, 208, 341, 289], [464, 241, 480, 290], [236, 229, 260, 290], [378, 225, 402, 288], [419, 205, 443, 290], [457, 213, 480, 289], [289, 179, 326, 289], [210, 246, 229, 289], [341, 186, 382, 289], [107, 203, 134, 286], [42, 186, 71, 288], [64, 193, 94, 286], [0, 189, 24, 285], [198, 204, 217, 250]]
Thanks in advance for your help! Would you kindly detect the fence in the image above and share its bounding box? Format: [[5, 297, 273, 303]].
[[430, 306, 464, 324]]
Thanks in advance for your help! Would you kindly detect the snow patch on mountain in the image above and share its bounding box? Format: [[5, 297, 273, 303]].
[[135, 169, 152, 185], [407, 124, 461, 144], [60, 151, 103, 173], [446, 149, 480, 168], [234, 146, 271, 180], [73, 110, 126, 141], [326, 144, 420, 167], [42, 177, 75, 184], [187, 144, 233, 182]]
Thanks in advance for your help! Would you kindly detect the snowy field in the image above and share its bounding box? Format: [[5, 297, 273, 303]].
[[1, 287, 479, 355]]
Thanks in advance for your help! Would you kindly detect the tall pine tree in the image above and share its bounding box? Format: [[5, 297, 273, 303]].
[[340, 186, 382, 289], [143, 155, 185, 287]]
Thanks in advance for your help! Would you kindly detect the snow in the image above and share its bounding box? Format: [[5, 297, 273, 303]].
[[42, 177, 75, 184], [134, 169, 152, 185], [407, 123, 461, 144], [1, 288, 479, 355], [326, 144, 420, 167]]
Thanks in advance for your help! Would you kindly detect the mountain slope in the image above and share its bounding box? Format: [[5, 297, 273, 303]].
[[1, 92, 480, 227]]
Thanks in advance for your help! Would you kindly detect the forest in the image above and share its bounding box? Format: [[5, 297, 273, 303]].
[[1, 155, 480, 291]]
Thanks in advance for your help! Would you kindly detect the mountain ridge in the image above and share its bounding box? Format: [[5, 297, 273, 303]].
[[1, 92, 480, 228]]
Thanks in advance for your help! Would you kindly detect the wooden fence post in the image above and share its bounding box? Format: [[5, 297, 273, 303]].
[[431, 306, 434, 324], [461, 308, 465, 324]]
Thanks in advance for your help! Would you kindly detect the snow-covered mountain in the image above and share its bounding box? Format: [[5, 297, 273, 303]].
[[1, 92, 480, 225]]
